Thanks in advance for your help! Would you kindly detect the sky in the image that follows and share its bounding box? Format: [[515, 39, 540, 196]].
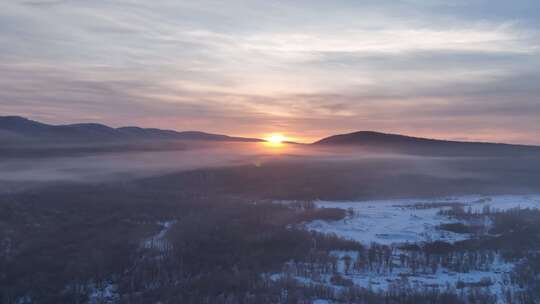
[[1, 0, 539, 144]]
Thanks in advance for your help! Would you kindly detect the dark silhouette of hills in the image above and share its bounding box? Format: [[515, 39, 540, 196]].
[[0, 116, 261, 144], [314, 131, 540, 156], [2, 116, 539, 157]]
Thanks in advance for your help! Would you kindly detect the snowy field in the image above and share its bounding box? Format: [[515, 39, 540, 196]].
[[273, 249, 515, 301], [142, 220, 176, 250], [271, 195, 540, 303], [306, 194, 540, 245]]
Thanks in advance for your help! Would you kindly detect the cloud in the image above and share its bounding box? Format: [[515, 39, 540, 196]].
[[0, 0, 539, 144]]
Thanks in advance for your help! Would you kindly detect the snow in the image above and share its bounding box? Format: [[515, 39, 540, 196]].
[[143, 220, 176, 251], [463, 195, 540, 212], [306, 195, 540, 245], [88, 282, 119, 304], [271, 250, 514, 303], [275, 194, 540, 303], [325, 250, 513, 295]]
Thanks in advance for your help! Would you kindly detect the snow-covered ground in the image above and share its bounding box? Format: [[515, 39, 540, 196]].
[[307, 195, 540, 245], [272, 249, 514, 303], [88, 282, 119, 304], [142, 220, 176, 251], [272, 195, 540, 303], [328, 250, 512, 295]]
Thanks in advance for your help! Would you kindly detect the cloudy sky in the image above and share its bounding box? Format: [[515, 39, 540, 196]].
[[1, 0, 539, 143]]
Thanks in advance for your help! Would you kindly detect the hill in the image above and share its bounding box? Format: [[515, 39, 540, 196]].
[[314, 131, 540, 156], [0, 116, 261, 144]]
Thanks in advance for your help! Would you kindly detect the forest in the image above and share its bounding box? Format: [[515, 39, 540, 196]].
[[2, 166, 540, 304]]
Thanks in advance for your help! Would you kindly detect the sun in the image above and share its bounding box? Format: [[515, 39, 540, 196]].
[[266, 134, 286, 144], [263, 133, 290, 148]]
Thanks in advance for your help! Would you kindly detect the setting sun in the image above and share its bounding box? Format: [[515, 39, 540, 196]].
[[263, 133, 291, 149], [266, 134, 286, 144]]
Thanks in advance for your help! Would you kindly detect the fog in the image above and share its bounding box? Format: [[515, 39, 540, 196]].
[[1, 141, 540, 198], [0, 142, 469, 182]]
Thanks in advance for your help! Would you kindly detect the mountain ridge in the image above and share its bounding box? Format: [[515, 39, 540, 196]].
[[0, 116, 262, 144], [313, 130, 540, 156], [314, 130, 537, 147], [2, 116, 539, 156]]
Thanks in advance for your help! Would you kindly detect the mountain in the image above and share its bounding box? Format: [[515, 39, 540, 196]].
[[314, 131, 540, 156], [0, 116, 262, 144]]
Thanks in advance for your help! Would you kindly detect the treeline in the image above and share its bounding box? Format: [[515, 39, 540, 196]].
[[273, 205, 540, 304], [112, 201, 359, 303], [3, 172, 540, 304], [434, 206, 540, 303], [0, 180, 358, 304]]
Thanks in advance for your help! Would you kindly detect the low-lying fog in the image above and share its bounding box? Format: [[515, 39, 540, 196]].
[[1, 141, 540, 199]]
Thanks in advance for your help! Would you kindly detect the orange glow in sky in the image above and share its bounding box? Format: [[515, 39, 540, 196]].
[[265, 133, 286, 144], [262, 133, 292, 149]]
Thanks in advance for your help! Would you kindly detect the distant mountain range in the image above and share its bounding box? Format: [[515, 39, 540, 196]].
[[314, 131, 540, 156], [0, 116, 262, 144], [1, 116, 539, 157]]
